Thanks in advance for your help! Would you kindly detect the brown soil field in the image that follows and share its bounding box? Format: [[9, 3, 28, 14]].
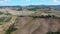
[[12, 17, 60, 34]]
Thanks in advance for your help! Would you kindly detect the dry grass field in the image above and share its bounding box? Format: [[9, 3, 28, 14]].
[[0, 8, 60, 34]]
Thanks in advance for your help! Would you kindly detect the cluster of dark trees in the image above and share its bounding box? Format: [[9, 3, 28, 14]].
[[47, 32, 60, 34], [0, 11, 3, 15], [32, 15, 59, 18], [5, 24, 17, 34], [16, 8, 22, 11]]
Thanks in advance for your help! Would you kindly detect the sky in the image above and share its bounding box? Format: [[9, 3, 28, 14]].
[[0, 0, 60, 6]]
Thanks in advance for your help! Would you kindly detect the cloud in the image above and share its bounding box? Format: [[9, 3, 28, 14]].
[[53, 0, 58, 3], [0, 0, 3, 2], [0, 0, 9, 3], [25, 0, 31, 1], [0, 0, 8, 1], [52, 0, 60, 5]]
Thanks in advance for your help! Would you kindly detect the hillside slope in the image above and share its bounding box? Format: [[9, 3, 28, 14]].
[[13, 17, 60, 34]]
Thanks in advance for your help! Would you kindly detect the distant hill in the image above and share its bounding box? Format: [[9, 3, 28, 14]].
[[0, 6, 22, 10], [0, 5, 60, 10], [25, 5, 60, 9]]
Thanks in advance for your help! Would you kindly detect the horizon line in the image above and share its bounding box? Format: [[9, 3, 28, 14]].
[[0, 4, 60, 6]]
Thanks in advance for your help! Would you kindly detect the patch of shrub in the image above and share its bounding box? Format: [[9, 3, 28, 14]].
[[5, 11, 12, 15], [0, 12, 3, 15], [32, 15, 51, 18], [5, 13, 11, 15], [0, 17, 6, 22], [5, 17, 12, 22], [32, 15, 57, 18], [5, 28, 17, 34], [47, 32, 60, 34], [5, 24, 17, 34], [19, 15, 25, 17], [17, 8, 22, 11]]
